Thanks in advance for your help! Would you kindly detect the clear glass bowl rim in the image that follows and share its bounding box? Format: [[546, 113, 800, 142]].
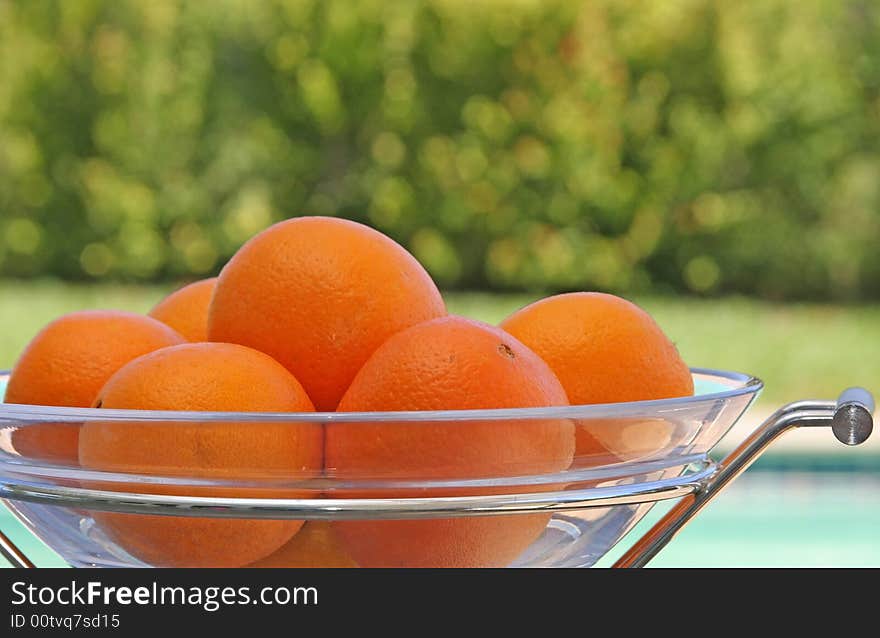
[[0, 367, 763, 423], [0, 368, 760, 518]]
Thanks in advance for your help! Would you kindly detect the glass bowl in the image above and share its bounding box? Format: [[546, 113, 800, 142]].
[[0, 368, 761, 568]]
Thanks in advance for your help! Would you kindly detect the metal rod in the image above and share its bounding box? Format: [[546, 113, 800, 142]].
[[0, 463, 717, 521], [614, 388, 874, 568], [0, 525, 34, 568]]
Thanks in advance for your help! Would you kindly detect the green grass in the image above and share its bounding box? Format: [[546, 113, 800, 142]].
[[1, 280, 878, 406]]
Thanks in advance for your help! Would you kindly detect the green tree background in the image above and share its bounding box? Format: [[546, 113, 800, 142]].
[[1, 0, 879, 300]]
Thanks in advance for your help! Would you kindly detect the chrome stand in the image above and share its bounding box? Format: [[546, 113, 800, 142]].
[[0, 523, 34, 568], [614, 388, 874, 567]]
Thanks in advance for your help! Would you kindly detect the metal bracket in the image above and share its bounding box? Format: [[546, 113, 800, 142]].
[[613, 387, 875, 567]]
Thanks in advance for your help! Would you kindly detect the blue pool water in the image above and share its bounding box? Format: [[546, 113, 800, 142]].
[[598, 468, 880, 567]]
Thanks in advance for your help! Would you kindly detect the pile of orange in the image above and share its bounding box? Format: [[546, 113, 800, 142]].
[[4, 216, 693, 568]]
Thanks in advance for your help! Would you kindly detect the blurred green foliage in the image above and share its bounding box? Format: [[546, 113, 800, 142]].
[[1, 0, 879, 299]]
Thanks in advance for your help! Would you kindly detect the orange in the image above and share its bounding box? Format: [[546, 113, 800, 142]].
[[208, 216, 446, 411], [148, 277, 217, 342], [250, 522, 358, 568], [5, 311, 185, 465], [500, 292, 693, 460], [573, 416, 677, 463], [7, 423, 81, 467], [79, 342, 322, 567], [500, 293, 693, 404], [326, 316, 574, 567], [6, 311, 186, 409]]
